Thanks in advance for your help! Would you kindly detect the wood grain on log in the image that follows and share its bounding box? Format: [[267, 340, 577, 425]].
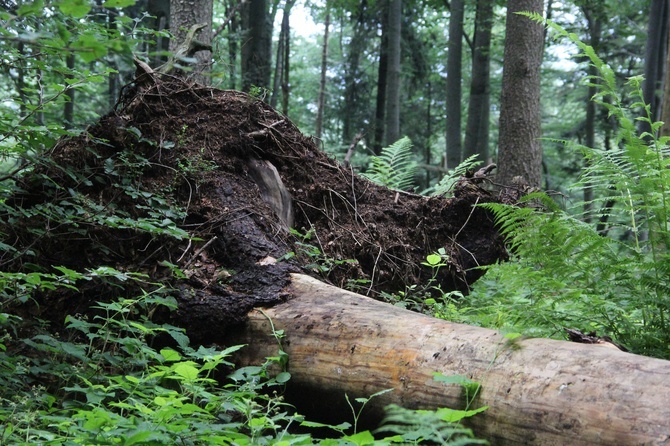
[[231, 273, 670, 446]]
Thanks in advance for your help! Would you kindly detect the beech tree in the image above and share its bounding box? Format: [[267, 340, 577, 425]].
[[496, 0, 545, 188]]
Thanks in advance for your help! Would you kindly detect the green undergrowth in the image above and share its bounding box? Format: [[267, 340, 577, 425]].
[[0, 268, 488, 445], [417, 16, 670, 360]]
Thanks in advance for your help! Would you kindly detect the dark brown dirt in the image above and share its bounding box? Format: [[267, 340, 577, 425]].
[[1, 76, 507, 344]]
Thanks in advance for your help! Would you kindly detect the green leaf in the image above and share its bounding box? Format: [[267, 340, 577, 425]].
[[72, 33, 108, 62], [342, 430, 376, 445], [275, 371, 291, 383], [58, 0, 92, 17], [123, 431, 153, 445], [103, 0, 136, 7], [433, 406, 488, 422], [172, 362, 200, 381], [425, 253, 442, 266], [160, 348, 181, 362]]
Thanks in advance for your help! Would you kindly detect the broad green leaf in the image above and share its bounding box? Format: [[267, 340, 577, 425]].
[[172, 362, 199, 380], [342, 430, 376, 445], [58, 0, 91, 17], [160, 348, 181, 362]]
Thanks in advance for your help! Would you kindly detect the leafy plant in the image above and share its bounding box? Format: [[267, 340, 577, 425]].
[[363, 136, 417, 191], [444, 15, 670, 359]]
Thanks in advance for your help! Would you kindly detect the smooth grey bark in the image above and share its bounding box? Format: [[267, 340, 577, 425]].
[[463, 0, 493, 163], [169, 0, 213, 84], [315, 4, 331, 140], [384, 0, 402, 145], [496, 0, 545, 188], [241, 0, 272, 92]]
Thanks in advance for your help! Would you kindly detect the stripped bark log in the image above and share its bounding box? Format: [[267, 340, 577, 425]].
[[230, 273, 670, 446]]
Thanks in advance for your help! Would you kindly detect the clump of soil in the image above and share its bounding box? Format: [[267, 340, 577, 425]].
[[1, 76, 506, 343]]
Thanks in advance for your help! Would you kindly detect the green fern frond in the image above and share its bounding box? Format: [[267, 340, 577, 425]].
[[427, 154, 482, 197], [377, 404, 488, 445], [363, 136, 416, 191]]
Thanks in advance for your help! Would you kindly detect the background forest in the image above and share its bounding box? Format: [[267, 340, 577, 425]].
[[1, 0, 670, 444]]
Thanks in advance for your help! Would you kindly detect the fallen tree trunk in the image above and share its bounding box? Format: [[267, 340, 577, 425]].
[[230, 273, 670, 446]]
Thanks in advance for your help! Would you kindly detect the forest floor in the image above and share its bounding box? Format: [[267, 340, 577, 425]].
[[4, 76, 507, 343]]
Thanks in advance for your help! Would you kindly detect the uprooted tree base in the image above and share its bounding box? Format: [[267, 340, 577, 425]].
[[2, 76, 507, 344]]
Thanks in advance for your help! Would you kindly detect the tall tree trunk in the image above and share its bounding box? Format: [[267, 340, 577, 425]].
[[642, 0, 669, 131], [280, 1, 292, 115], [661, 12, 670, 138], [342, 3, 369, 143], [241, 0, 272, 92], [225, 0, 240, 90], [145, 0, 170, 68], [373, 7, 388, 154], [496, 0, 545, 188], [64, 52, 75, 130], [463, 0, 493, 163], [384, 0, 402, 145], [582, 5, 602, 223], [445, 0, 464, 169], [169, 0, 213, 85], [107, 9, 120, 109], [315, 4, 331, 140]]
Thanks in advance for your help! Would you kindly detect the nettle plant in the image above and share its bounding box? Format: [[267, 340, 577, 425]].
[[448, 14, 670, 359]]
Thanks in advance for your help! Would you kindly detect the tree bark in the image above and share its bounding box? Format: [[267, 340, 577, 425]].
[[231, 273, 670, 446], [446, 0, 464, 169], [241, 0, 272, 92], [384, 0, 402, 145], [315, 3, 331, 140], [373, 7, 388, 154], [642, 0, 669, 131], [496, 0, 545, 188], [169, 0, 213, 85], [581, 4, 602, 223], [463, 0, 493, 164]]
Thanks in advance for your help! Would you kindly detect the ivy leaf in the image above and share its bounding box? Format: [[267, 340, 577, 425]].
[[58, 0, 92, 18]]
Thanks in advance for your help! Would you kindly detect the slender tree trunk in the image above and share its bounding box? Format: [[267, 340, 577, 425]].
[[424, 81, 432, 189], [315, 4, 331, 140], [496, 0, 545, 188], [642, 0, 669, 131], [64, 52, 75, 130], [582, 5, 602, 223], [384, 0, 402, 145], [241, 0, 272, 92], [463, 0, 493, 163], [169, 0, 213, 85], [342, 3, 368, 142], [108, 10, 120, 109], [146, 0, 170, 68], [373, 7, 388, 154], [446, 0, 464, 169], [661, 15, 670, 138], [226, 0, 239, 90]]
